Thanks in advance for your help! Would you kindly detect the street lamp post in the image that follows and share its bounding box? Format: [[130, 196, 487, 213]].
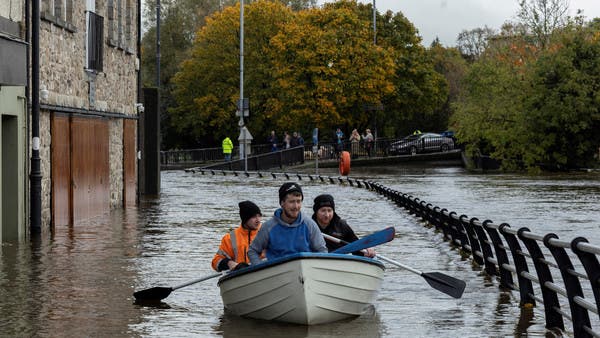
[[373, 0, 376, 45], [237, 0, 250, 172], [239, 0, 244, 131]]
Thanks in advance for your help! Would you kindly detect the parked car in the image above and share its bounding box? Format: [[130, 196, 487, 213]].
[[388, 133, 454, 155]]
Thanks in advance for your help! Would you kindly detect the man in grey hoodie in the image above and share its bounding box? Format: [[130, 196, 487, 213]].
[[248, 182, 327, 265]]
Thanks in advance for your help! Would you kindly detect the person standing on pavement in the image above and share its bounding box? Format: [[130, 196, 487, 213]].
[[222, 136, 233, 161]]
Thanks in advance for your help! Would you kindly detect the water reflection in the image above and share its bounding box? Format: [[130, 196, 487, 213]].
[[0, 208, 145, 337], [216, 306, 384, 338]]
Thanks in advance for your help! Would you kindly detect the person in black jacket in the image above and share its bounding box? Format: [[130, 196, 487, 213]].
[[311, 194, 376, 257]]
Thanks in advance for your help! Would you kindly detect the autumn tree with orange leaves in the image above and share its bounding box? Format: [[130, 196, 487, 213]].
[[169, 0, 448, 146]]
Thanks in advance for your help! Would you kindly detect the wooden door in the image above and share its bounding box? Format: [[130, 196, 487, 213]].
[[51, 115, 71, 226], [71, 117, 110, 222]]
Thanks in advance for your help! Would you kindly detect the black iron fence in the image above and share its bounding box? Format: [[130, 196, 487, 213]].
[[161, 137, 453, 168], [200, 146, 304, 171], [185, 168, 599, 337], [370, 182, 599, 338]]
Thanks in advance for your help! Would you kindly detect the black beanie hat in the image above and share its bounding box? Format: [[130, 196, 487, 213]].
[[313, 194, 335, 213], [278, 182, 303, 202], [239, 201, 261, 225]]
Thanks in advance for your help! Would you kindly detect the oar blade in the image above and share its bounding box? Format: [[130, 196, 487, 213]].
[[333, 227, 396, 254], [133, 286, 173, 301], [422, 272, 466, 299]]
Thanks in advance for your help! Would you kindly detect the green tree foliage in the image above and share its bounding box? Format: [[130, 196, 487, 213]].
[[170, 2, 294, 145], [428, 40, 468, 133], [520, 24, 600, 168], [142, 0, 235, 148], [375, 10, 449, 135], [453, 21, 600, 170]]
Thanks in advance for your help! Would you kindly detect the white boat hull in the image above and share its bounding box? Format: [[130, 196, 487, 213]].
[[218, 253, 385, 325]]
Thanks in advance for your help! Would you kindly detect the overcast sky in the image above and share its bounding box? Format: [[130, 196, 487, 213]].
[[335, 0, 600, 46]]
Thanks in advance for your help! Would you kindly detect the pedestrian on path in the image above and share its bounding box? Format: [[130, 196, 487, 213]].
[[222, 136, 233, 161]]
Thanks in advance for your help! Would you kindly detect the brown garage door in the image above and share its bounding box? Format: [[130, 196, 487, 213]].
[[51, 115, 71, 226], [52, 115, 110, 225], [71, 117, 110, 222]]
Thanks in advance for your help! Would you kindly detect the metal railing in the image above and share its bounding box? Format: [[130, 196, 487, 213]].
[[161, 137, 455, 167], [199, 146, 304, 171], [370, 182, 600, 338], [185, 168, 599, 337]]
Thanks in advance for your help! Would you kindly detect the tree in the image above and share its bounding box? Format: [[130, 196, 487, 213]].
[[517, 0, 570, 48], [170, 2, 294, 145], [266, 1, 396, 136], [375, 10, 449, 135], [456, 26, 496, 61], [519, 23, 600, 168], [428, 41, 468, 133], [452, 19, 600, 170]]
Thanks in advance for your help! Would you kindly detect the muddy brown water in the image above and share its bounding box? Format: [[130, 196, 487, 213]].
[[1, 167, 598, 337]]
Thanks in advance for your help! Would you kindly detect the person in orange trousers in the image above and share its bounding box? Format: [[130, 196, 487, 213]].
[[211, 201, 262, 271]]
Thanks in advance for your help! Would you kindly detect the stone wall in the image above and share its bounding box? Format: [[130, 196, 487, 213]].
[[40, 112, 52, 228], [38, 0, 139, 227], [110, 119, 124, 208]]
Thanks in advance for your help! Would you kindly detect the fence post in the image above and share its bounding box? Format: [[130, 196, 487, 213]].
[[518, 228, 565, 331], [543, 234, 591, 337], [452, 213, 469, 251], [570, 237, 600, 318], [483, 220, 514, 289], [461, 215, 483, 265], [499, 224, 536, 306], [472, 219, 497, 276]]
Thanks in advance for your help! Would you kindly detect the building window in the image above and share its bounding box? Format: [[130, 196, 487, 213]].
[[107, 0, 133, 52], [41, 0, 75, 30], [87, 11, 104, 72], [125, 0, 132, 51], [107, 0, 116, 45], [117, 0, 123, 46]]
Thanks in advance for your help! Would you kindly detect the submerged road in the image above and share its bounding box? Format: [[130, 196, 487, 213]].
[[0, 166, 598, 337]]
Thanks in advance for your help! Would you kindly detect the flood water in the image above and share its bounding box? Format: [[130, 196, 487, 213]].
[[1, 166, 598, 337]]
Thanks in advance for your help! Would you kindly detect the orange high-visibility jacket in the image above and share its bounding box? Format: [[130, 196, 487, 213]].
[[211, 224, 261, 271]]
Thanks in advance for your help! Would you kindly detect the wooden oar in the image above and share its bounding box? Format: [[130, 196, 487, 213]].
[[133, 271, 224, 301], [323, 233, 466, 299], [331, 226, 396, 254]]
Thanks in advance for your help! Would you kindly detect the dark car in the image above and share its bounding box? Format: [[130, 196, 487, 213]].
[[388, 133, 454, 156]]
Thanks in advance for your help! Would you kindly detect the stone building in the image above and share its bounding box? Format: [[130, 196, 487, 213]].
[[0, 0, 141, 241], [0, 1, 27, 241]]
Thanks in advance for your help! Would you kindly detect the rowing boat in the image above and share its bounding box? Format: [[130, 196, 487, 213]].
[[217, 252, 385, 325]]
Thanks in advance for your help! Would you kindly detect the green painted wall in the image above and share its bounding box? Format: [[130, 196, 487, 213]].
[[0, 85, 26, 241]]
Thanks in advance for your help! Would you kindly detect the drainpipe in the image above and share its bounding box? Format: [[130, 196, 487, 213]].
[[30, 0, 42, 234], [137, 0, 142, 202], [156, 0, 160, 88]]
